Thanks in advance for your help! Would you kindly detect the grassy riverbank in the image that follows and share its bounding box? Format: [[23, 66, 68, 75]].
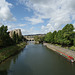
[[54, 44, 75, 51], [0, 42, 26, 63]]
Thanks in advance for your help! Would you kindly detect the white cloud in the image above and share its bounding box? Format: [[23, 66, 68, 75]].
[[18, 0, 75, 33], [4, 23, 26, 31], [18, 24, 26, 27], [73, 23, 75, 28], [0, 0, 16, 21], [24, 17, 44, 25], [73, 23, 75, 31], [41, 24, 55, 33], [21, 28, 39, 35], [0, 22, 3, 25]]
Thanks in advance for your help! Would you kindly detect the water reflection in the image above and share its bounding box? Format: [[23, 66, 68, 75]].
[[0, 70, 7, 75], [0, 58, 11, 75], [27, 41, 35, 45], [0, 42, 75, 75], [0, 51, 21, 75]]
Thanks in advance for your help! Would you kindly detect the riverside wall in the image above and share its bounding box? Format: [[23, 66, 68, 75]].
[[43, 43, 75, 61]]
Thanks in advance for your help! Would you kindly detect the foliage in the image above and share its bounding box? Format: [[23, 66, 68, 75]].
[[34, 36, 44, 43], [43, 24, 75, 47], [0, 25, 13, 47], [44, 32, 52, 43], [0, 42, 26, 63], [0, 25, 26, 48], [34, 36, 40, 42], [12, 32, 26, 44]]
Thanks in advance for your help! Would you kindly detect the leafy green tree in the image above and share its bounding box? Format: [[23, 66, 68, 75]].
[[44, 32, 52, 43], [34, 36, 40, 42], [0, 25, 13, 47], [54, 31, 58, 44], [62, 24, 74, 32], [12, 31, 16, 43], [12, 32, 26, 44], [43, 24, 75, 47], [39, 36, 45, 43], [72, 32, 75, 46], [16, 33, 19, 43], [73, 39, 75, 46], [62, 24, 74, 46], [56, 30, 63, 45], [52, 31, 57, 43]]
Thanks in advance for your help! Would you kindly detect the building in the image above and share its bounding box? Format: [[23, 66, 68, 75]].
[[8, 29, 22, 38]]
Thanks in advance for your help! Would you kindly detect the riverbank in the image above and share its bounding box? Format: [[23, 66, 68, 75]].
[[43, 43, 75, 61], [0, 42, 26, 63]]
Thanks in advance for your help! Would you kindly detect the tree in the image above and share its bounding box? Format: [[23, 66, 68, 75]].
[[44, 32, 52, 43], [0, 25, 13, 47], [56, 30, 63, 45], [72, 32, 75, 46], [34, 36, 40, 42], [62, 24, 74, 32], [62, 24, 74, 46], [43, 24, 75, 47], [12, 31, 16, 43], [52, 31, 57, 43]]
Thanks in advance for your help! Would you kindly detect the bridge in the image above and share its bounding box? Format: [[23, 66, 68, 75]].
[[25, 37, 34, 41], [24, 34, 46, 41]]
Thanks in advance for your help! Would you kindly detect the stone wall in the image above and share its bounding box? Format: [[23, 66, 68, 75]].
[[8, 29, 22, 38], [43, 43, 75, 61]]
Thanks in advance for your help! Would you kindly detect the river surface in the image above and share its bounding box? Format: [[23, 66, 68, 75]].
[[0, 41, 75, 75]]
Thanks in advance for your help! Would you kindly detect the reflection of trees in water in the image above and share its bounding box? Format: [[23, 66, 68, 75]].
[[0, 47, 34, 75], [0, 59, 11, 71], [0, 54, 19, 75], [0, 70, 7, 75], [13, 54, 18, 64], [0, 59, 11, 75], [0, 70, 15, 75], [27, 41, 35, 45]]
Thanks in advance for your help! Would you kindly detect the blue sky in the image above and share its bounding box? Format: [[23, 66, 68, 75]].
[[0, 0, 75, 35]]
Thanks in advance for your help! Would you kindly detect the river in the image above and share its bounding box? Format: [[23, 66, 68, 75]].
[[0, 41, 75, 75]]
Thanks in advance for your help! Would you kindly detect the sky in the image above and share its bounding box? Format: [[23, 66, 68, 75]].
[[0, 0, 75, 35]]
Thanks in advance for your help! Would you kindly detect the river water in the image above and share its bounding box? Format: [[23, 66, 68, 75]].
[[0, 41, 75, 75]]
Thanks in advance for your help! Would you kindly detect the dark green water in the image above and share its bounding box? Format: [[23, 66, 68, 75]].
[[0, 41, 75, 75]]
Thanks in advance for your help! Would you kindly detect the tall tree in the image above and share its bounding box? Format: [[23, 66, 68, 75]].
[[62, 24, 74, 32], [0, 25, 13, 47]]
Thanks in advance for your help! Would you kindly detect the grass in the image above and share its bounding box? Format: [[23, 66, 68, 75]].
[[53, 44, 75, 51], [0, 42, 26, 63], [69, 46, 75, 51], [54, 44, 62, 47]]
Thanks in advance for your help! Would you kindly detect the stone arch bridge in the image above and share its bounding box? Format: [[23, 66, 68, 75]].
[[24, 34, 45, 41]]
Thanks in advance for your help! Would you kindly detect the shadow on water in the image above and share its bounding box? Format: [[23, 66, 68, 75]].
[[0, 65, 33, 75], [0, 42, 33, 75], [16, 64, 33, 75], [0, 59, 33, 75], [0, 70, 7, 75]]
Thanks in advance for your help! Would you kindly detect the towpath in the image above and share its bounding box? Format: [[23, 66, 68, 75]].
[[43, 43, 75, 61]]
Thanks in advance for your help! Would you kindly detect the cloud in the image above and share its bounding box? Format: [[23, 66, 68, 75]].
[[4, 23, 26, 31], [18, 0, 75, 33], [21, 28, 36, 35], [41, 24, 55, 33], [0, 0, 16, 21], [18, 24, 26, 27], [1, 22, 42, 35], [73, 23, 75, 28], [25, 17, 44, 25]]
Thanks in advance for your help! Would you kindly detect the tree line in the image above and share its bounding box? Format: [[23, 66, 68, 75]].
[[0, 25, 26, 48], [43, 24, 75, 47]]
